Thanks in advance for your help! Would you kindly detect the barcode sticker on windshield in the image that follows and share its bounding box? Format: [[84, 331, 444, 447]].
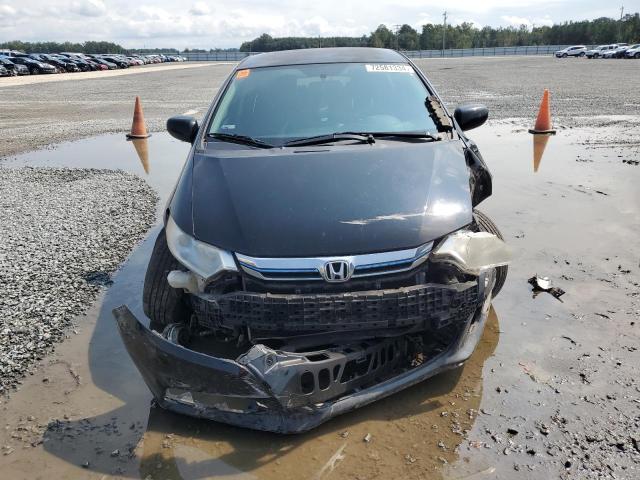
[[365, 64, 413, 73]]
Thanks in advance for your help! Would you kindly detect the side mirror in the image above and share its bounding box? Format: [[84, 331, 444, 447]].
[[167, 115, 199, 143], [454, 104, 489, 131]]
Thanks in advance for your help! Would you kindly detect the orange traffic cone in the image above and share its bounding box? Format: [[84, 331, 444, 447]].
[[532, 134, 550, 173], [529, 89, 556, 135], [130, 137, 150, 174], [126, 96, 151, 139]]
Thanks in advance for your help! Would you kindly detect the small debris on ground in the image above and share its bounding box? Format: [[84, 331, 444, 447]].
[[528, 275, 565, 300]]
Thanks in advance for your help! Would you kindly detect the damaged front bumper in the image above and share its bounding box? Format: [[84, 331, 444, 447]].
[[113, 271, 495, 434]]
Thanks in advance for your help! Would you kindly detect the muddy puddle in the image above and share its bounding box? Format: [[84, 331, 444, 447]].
[[1, 124, 638, 479]]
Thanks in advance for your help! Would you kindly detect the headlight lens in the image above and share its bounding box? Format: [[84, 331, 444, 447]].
[[431, 230, 512, 275], [165, 215, 237, 280]]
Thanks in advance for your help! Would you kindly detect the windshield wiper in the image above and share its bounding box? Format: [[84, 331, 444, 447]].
[[207, 132, 274, 149], [283, 132, 375, 147], [366, 131, 441, 141]]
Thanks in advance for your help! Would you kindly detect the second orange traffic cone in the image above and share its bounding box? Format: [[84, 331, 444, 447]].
[[126, 96, 151, 139], [528, 89, 556, 135]]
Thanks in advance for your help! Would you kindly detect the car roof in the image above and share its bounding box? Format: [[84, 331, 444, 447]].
[[238, 47, 407, 69]]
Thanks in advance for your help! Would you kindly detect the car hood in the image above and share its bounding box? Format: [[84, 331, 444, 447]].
[[174, 139, 473, 257]]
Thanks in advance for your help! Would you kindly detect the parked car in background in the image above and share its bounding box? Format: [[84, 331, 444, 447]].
[[0, 65, 10, 77], [60, 57, 90, 71], [100, 55, 129, 68], [7, 56, 56, 74], [91, 57, 118, 69], [555, 45, 587, 57], [625, 44, 640, 58], [603, 43, 629, 58], [0, 49, 22, 56], [0, 57, 30, 75], [86, 59, 108, 70], [586, 45, 613, 58], [38, 55, 79, 73]]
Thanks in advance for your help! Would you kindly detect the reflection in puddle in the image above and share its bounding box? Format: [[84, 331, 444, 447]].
[[137, 309, 500, 480], [532, 133, 552, 173], [130, 137, 150, 174]]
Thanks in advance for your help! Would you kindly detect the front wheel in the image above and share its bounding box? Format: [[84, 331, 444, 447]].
[[142, 229, 192, 331], [472, 210, 508, 298], [562, 53, 568, 58]]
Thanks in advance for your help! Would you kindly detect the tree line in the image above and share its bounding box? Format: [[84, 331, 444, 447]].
[[0, 41, 129, 54], [3, 13, 638, 54], [240, 13, 640, 52], [0, 40, 240, 54]]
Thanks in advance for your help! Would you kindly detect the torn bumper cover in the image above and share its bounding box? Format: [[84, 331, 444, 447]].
[[112, 271, 495, 433]]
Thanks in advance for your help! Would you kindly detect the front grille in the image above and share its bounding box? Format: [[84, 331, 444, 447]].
[[235, 243, 433, 283], [238, 260, 429, 295], [192, 280, 479, 335]]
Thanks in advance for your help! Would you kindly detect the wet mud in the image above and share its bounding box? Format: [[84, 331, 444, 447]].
[[1, 123, 639, 479]]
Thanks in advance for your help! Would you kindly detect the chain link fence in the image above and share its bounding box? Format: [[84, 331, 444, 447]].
[[178, 45, 595, 62]]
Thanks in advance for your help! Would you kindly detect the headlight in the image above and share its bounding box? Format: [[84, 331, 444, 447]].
[[431, 230, 512, 275], [165, 215, 237, 280]]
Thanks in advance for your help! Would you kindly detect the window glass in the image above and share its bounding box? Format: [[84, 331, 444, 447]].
[[209, 63, 438, 145]]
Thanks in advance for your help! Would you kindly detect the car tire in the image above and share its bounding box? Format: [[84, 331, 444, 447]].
[[472, 210, 508, 298], [579, 52, 585, 57], [142, 228, 192, 331], [562, 53, 567, 58], [635, 53, 640, 59]]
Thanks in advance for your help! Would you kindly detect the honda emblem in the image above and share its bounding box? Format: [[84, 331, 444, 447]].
[[322, 260, 352, 282]]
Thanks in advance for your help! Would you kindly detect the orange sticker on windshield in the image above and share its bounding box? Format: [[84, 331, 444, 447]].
[[236, 69, 250, 79]]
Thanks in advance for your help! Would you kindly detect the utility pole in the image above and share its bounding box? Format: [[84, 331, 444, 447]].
[[393, 24, 401, 50], [442, 11, 447, 56], [619, 5, 624, 40]]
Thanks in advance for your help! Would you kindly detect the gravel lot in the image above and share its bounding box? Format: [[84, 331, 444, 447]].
[[0, 168, 157, 391]]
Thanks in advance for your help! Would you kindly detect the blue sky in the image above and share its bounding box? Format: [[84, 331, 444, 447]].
[[0, 0, 634, 48]]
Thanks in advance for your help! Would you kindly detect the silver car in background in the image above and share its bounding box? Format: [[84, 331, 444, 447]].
[[554, 45, 586, 57], [586, 45, 614, 58], [625, 44, 640, 58], [603, 43, 628, 58]]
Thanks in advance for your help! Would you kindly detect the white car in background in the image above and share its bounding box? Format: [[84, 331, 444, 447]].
[[586, 44, 614, 58], [554, 45, 587, 57], [603, 43, 628, 58], [625, 44, 640, 58]]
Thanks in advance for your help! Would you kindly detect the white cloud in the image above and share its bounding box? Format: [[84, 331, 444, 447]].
[[0, 4, 17, 16], [501, 15, 532, 27], [501, 14, 554, 28], [190, 2, 210, 16], [0, 0, 622, 49], [69, 0, 106, 17]]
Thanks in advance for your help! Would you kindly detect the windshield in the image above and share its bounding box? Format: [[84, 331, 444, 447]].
[[208, 62, 439, 145]]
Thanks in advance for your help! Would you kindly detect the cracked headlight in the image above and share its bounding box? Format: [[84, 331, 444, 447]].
[[165, 215, 237, 280], [431, 231, 512, 275]]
